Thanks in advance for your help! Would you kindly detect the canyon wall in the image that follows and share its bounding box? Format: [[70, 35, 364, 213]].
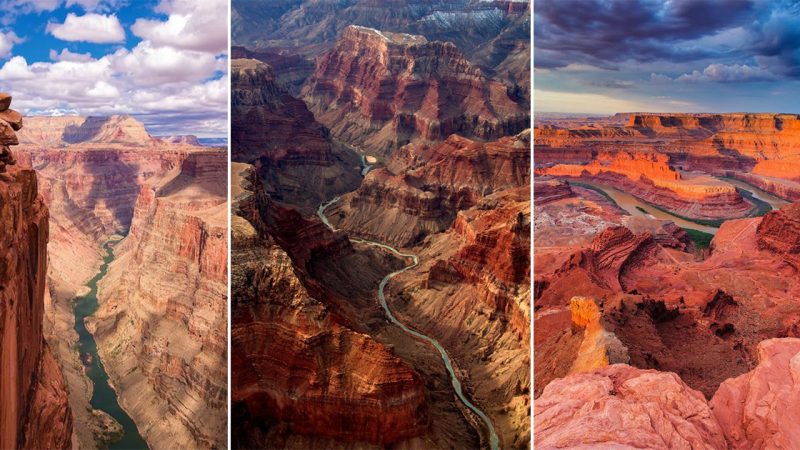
[[302, 25, 528, 154], [231, 164, 429, 448], [536, 151, 753, 220], [17, 117, 220, 449], [331, 130, 530, 246], [88, 150, 228, 449], [231, 58, 360, 211], [0, 98, 73, 450]]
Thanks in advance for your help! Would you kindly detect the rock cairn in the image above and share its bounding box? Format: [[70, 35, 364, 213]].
[[0, 92, 22, 173]]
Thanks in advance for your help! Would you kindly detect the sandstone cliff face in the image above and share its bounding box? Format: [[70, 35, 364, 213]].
[[231, 164, 429, 448], [19, 115, 158, 147], [535, 112, 800, 203], [232, 58, 361, 211], [302, 25, 528, 154], [0, 167, 72, 449], [233, 0, 529, 69], [88, 151, 228, 449], [331, 130, 530, 246], [757, 201, 800, 269]]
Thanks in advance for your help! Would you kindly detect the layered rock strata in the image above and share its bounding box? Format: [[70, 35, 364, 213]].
[[330, 130, 530, 246], [536, 151, 753, 220], [302, 25, 528, 154], [0, 96, 73, 449], [232, 58, 360, 211], [231, 163, 429, 447], [88, 151, 228, 449]]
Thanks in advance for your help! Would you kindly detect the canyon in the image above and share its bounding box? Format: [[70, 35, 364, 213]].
[[535, 112, 800, 448], [232, 5, 530, 448], [14, 115, 227, 449]]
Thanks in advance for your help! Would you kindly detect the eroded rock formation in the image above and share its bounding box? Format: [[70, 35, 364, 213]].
[[0, 95, 72, 450], [16, 115, 227, 449], [88, 151, 228, 449], [232, 58, 361, 211], [231, 164, 429, 448], [330, 130, 530, 246], [536, 338, 800, 449], [302, 25, 528, 154]]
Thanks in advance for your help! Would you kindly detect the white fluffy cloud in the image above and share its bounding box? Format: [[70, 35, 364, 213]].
[[49, 48, 93, 62], [47, 12, 125, 43], [0, 31, 21, 58], [132, 0, 228, 53], [677, 64, 778, 83], [0, 0, 227, 137]]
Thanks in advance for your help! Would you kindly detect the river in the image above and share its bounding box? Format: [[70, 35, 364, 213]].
[[718, 176, 789, 210], [576, 181, 720, 234], [73, 241, 149, 450], [317, 198, 500, 450]]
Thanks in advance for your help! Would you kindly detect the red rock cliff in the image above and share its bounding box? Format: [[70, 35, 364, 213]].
[[231, 164, 429, 447], [88, 150, 228, 449], [302, 25, 528, 153], [0, 97, 72, 449]]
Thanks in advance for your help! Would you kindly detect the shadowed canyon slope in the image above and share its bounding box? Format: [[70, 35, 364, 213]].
[[535, 113, 800, 449], [16, 116, 227, 450], [232, 165, 430, 448], [1, 98, 73, 450], [233, 4, 530, 448]]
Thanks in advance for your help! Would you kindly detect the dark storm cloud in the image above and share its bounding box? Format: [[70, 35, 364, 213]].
[[748, 2, 800, 77], [534, 0, 756, 68]]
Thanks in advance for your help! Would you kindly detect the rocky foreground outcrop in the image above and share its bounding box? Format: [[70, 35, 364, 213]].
[[302, 25, 528, 154], [231, 164, 429, 448], [0, 95, 72, 449], [232, 58, 360, 211], [88, 151, 228, 449], [535, 338, 800, 449]]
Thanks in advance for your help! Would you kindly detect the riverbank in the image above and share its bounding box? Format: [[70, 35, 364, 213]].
[[318, 199, 500, 450], [73, 241, 149, 450]]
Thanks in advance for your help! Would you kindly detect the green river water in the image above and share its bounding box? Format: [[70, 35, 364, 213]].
[[73, 241, 149, 450]]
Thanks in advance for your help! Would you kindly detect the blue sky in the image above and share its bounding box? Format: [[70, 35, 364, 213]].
[[0, 0, 227, 137], [534, 0, 800, 114]]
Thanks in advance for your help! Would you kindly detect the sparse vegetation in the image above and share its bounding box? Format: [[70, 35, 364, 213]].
[[684, 228, 714, 249]]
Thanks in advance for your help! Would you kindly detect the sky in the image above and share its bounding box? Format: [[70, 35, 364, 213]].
[[534, 0, 800, 114], [0, 0, 227, 138]]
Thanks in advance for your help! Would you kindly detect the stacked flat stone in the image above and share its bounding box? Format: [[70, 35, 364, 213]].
[[0, 92, 22, 173]]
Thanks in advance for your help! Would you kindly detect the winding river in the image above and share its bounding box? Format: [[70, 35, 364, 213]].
[[74, 241, 149, 450], [578, 177, 787, 237], [317, 198, 499, 450], [576, 181, 720, 234]]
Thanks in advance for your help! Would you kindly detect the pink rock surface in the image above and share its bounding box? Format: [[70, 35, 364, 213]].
[[710, 338, 800, 449], [534, 365, 727, 449]]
